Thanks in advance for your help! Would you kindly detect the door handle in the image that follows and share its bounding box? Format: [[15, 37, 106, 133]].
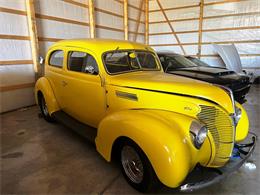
[[61, 80, 68, 86]]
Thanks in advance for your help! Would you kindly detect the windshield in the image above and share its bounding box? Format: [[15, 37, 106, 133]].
[[159, 54, 198, 71], [186, 57, 210, 67], [103, 50, 160, 74]]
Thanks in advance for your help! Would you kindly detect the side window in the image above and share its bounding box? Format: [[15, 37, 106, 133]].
[[49, 50, 64, 68], [68, 51, 98, 74]]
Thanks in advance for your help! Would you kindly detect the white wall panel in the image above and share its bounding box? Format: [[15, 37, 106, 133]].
[[204, 0, 260, 17], [202, 29, 260, 42], [0, 40, 32, 60], [96, 28, 124, 40], [160, 0, 199, 9], [149, 23, 171, 33], [0, 88, 35, 113], [39, 41, 54, 57], [0, 13, 29, 36], [35, 0, 89, 23], [36, 19, 89, 39], [0, 65, 34, 86], [171, 20, 199, 31], [149, 34, 177, 44], [95, 11, 123, 28], [178, 33, 198, 43], [0, 0, 26, 11], [166, 7, 200, 20]]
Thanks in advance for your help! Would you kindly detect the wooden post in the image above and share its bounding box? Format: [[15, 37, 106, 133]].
[[25, 0, 40, 78], [88, 0, 95, 38], [123, 0, 128, 40], [134, 0, 144, 42], [198, 0, 204, 59], [145, 0, 149, 45]]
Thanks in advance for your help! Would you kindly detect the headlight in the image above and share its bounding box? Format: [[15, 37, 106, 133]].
[[234, 106, 242, 126], [189, 121, 208, 149]]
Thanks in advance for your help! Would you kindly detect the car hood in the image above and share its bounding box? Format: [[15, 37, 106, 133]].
[[168, 67, 248, 85], [107, 71, 234, 113]]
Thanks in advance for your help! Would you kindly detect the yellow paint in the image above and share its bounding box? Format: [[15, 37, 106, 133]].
[[35, 39, 249, 188]]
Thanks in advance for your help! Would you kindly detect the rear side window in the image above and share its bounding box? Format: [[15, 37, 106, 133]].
[[68, 51, 98, 74], [49, 50, 64, 68]]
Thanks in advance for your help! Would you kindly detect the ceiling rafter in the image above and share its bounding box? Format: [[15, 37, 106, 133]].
[[155, 0, 186, 55]]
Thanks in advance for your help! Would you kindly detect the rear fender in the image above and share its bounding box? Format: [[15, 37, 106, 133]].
[[35, 77, 60, 114], [96, 109, 210, 188]]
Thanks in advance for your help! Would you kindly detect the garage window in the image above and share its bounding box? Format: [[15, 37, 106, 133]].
[[49, 50, 64, 68], [68, 51, 98, 74]]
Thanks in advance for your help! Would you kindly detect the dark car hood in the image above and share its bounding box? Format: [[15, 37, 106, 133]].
[[168, 66, 249, 86]]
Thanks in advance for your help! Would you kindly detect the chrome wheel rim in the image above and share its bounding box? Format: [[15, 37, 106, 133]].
[[41, 97, 49, 116], [121, 145, 144, 184]]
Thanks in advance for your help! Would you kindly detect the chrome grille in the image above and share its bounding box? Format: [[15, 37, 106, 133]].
[[197, 105, 234, 167]]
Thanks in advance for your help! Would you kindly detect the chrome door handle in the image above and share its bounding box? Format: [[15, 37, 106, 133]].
[[61, 80, 68, 86]]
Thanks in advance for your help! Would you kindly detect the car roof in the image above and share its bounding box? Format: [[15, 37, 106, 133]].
[[50, 38, 151, 54]]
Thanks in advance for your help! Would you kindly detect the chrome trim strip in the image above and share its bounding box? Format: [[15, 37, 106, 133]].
[[116, 91, 138, 101]]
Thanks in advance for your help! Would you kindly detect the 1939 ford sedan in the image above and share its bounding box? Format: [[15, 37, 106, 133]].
[[35, 39, 256, 192]]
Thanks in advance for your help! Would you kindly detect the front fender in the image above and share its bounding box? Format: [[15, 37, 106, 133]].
[[96, 109, 211, 188], [35, 77, 60, 114], [235, 102, 249, 142]]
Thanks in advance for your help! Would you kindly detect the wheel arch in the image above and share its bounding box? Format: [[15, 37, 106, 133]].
[[96, 109, 195, 188], [35, 77, 60, 114]]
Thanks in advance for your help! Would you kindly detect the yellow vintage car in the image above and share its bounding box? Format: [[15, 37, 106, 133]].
[[35, 39, 256, 192]]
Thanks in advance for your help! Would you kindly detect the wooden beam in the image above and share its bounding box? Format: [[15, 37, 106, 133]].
[[0, 60, 33, 65], [0, 34, 30, 40], [25, 0, 40, 78], [123, 0, 128, 40], [198, 0, 204, 59], [145, 0, 149, 45], [156, 0, 186, 55], [0, 83, 35, 92], [114, 0, 145, 12], [0, 6, 27, 15], [134, 0, 144, 42], [88, 0, 96, 38]]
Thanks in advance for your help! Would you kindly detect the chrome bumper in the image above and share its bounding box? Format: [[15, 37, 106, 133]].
[[178, 132, 257, 192]]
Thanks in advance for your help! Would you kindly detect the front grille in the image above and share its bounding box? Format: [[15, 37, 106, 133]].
[[197, 105, 234, 167]]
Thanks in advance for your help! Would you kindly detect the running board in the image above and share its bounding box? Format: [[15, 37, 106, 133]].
[[52, 111, 97, 144]]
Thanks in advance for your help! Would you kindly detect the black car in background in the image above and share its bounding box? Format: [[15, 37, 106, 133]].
[[157, 52, 251, 103]]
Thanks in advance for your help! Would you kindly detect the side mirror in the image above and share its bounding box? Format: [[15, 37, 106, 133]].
[[85, 65, 98, 75], [39, 56, 45, 65]]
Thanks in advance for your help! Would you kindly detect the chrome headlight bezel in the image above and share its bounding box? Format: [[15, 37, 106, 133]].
[[189, 121, 208, 149]]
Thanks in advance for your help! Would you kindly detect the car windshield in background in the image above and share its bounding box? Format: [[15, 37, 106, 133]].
[[160, 55, 198, 71], [186, 57, 210, 67], [103, 50, 160, 74]]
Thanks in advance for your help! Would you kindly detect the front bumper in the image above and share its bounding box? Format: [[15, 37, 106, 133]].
[[178, 132, 257, 192]]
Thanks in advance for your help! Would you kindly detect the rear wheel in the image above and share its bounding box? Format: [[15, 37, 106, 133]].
[[39, 94, 54, 122], [120, 140, 161, 193]]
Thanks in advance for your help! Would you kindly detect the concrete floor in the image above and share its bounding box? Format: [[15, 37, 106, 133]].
[[1, 85, 259, 194]]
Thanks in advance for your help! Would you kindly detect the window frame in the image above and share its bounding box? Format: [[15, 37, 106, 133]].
[[48, 50, 64, 68], [102, 49, 162, 75], [66, 50, 99, 75]]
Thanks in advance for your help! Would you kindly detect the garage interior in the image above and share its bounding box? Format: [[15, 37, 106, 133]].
[[1, 0, 259, 194]]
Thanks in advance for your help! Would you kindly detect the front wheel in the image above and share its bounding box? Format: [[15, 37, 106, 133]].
[[39, 95, 55, 122], [120, 140, 161, 193]]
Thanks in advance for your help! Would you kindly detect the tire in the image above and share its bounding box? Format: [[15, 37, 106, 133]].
[[120, 140, 162, 193], [39, 94, 55, 122]]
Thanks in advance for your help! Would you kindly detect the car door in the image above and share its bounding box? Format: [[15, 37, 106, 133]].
[[60, 48, 106, 128], [45, 49, 66, 107]]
